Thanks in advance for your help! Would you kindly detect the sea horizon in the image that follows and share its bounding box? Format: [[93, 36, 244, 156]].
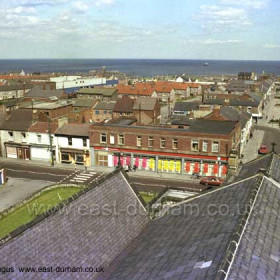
[[0, 58, 279, 76]]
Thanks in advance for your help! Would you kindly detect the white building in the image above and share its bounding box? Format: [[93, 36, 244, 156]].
[[50, 76, 106, 90], [27, 122, 58, 162], [55, 123, 91, 166]]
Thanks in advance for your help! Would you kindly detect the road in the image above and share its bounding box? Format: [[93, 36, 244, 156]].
[[0, 159, 206, 192]]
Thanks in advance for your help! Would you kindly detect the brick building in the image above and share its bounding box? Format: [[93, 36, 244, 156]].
[[90, 119, 241, 177]]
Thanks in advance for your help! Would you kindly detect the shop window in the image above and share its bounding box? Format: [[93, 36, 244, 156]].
[[173, 139, 178, 149], [61, 153, 70, 162], [68, 137, 72, 146], [75, 154, 84, 164], [118, 134, 124, 145], [100, 133, 107, 144], [160, 138, 166, 148], [202, 141, 208, 152], [137, 136, 142, 147], [148, 137, 154, 148], [83, 138, 87, 147], [191, 140, 199, 151], [212, 141, 219, 153]]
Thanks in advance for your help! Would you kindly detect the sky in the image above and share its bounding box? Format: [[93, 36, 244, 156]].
[[0, 0, 279, 60]]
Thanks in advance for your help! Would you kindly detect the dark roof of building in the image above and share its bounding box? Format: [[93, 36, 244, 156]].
[[170, 116, 194, 126], [235, 152, 280, 183], [227, 176, 280, 280], [0, 84, 33, 91], [77, 87, 117, 96], [108, 117, 137, 126], [0, 109, 33, 131], [133, 97, 158, 111], [73, 98, 97, 108], [106, 176, 260, 280], [113, 96, 134, 113], [28, 122, 59, 134], [173, 101, 200, 112], [0, 112, 6, 127], [94, 101, 116, 110], [54, 123, 91, 137], [188, 119, 237, 135], [219, 107, 251, 129], [0, 169, 149, 280], [204, 96, 260, 107], [24, 87, 64, 99]]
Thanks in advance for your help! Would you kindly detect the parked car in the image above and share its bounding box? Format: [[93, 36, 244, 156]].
[[200, 176, 224, 186], [258, 144, 269, 154]]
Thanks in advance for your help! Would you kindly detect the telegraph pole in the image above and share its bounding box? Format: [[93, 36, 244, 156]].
[[48, 117, 54, 166]]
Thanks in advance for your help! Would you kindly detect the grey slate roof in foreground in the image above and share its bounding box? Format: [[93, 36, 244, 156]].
[[227, 177, 280, 280], [0, 170, 149, 280], [104, 176, 259, 280]]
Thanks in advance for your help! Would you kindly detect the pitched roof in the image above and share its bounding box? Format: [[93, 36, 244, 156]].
[[226, 176, 280, 280], [105, 176, 260, 280], [0, 109, 33, 131], [28, 122, 59, 134], [133, 97, 158, 111], [94, 101, 116, 110], [173, 101, 200, 112], [77, 87, 117, 96], [0, 170, 149, 280], [74, 98, 97, 108], [54, 123, 91, 137], [113, 96, 134, 113], [188, 119, 237, 135], [24, 87, 64, 99]]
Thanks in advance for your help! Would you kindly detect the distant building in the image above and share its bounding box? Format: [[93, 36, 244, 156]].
[[238, 72, 256, 80], [76, 87, 118, 101]]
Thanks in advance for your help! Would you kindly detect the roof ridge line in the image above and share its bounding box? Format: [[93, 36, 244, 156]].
[[216, 174, 265, 280], [0, 168, 122, 248], [162, 174, 260, 214]]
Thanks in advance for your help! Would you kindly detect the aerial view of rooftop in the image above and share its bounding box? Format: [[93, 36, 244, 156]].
[[0, 0, 280, 279]]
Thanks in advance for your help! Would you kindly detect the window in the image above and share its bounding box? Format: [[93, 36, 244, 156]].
[[95, 110, 100, 115], [110, 134, 115, 144], [8, 131, 13, 141], [202, 141, 208, 152], [173, 139, 178, 149], [44, 112, 49, 116], [104, 110, 107, 114], [68, 137, 72, 146], [191, 140, 199, 151], [37, 134, 42, 143], [100, 133, 107, 143], [22, 133, 26, 142], [75, 154, 84, 163], [83, 138, 87, 147], [118, 134, 124, 145], [148, 137, 154, 147], [137, 136, 142, 147], [61, 153, 70, 161], [212, 141, 219, 152], [160, 138, 166, 148]]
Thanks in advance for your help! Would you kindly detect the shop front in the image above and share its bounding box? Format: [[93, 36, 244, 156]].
[[60, 148, 90, 166], [5, 143, 31, 160], [157, 157, 181, 173]]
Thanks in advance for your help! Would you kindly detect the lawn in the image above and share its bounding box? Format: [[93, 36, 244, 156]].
[[0, 186, 81, 239], [140, 191, 158, 204]]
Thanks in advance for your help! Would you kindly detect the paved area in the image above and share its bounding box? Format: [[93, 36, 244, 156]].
[[0, 178, 52, 212], [242, 130, 265, 164]]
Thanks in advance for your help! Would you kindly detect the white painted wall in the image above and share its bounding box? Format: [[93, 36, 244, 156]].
[[50, 76, 106, 89]]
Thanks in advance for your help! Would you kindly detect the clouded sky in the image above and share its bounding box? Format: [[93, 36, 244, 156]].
[[1, 0, 279, 60]]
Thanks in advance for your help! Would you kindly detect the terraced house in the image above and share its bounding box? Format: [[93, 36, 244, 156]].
[[90, 119, 241, 177]]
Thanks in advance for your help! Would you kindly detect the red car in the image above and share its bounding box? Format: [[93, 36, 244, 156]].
[[258, 145, 269, 154], [200, 176, 224, 186]]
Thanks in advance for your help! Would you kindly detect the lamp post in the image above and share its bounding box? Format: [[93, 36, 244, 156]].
[[117, 152, 123, 168]]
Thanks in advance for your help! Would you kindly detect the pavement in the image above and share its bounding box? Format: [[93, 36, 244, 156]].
[[0, 177, 52, 212]]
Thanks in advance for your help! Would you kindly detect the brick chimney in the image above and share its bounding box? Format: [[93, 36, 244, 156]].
[[213, 105, 221, 117]]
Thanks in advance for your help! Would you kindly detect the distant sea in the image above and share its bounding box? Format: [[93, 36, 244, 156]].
[[0, 59, 279, 77]]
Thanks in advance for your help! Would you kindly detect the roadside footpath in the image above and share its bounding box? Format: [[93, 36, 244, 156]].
[[0, 157, 197, 183]]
